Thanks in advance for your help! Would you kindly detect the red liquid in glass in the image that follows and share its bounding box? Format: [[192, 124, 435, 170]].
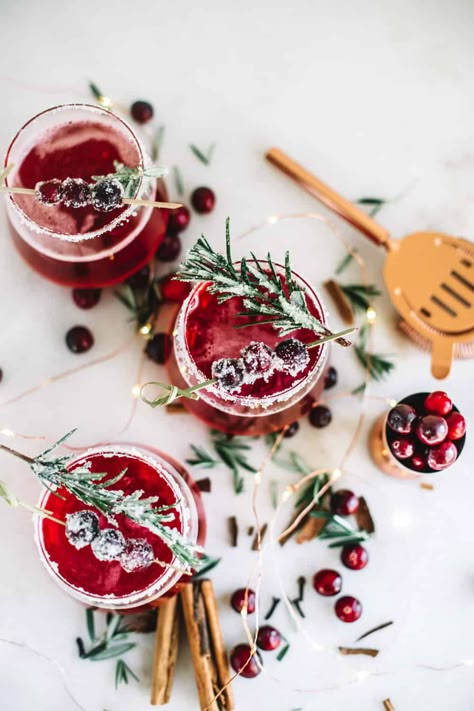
[[40, 449, 203, 606], [8, 121, 167, 287]]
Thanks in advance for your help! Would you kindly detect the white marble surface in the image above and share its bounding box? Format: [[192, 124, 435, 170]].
[[1, 1, 474, 710]]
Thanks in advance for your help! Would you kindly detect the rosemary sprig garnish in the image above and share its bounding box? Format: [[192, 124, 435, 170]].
[[186, 445, 218, 469], [335, 250, 358, 275], [172, 165, 184, 196], [151, 125, 165, 162], [191, 553, 221, 579], [92, 161, 167, 200], [0, 432, 203, 572], [354, 324, 395, 381], [177, 219, 354, 347], [339, 283, 382, 313], [310, 510, 370, 547], [186, 430, 257, 494], [115, 271, 163, 333], [189, 142, 215, 165]]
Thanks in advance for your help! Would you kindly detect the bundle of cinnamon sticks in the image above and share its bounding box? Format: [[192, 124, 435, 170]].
[[151, 578, 234, 710]]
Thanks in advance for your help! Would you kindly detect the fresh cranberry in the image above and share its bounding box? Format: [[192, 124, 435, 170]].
[[156, 233, 182, 262], [231, 588, 256, 614], [410, 452, 428, 471], [72, 288, 101, 310], [391, 437, 415, 460], [130, 100, 154, 124], [275, 338, 309, 376], [212, 358, 246, 391], [312, 569, 342, 596], [126, 265, 151, 290], [427, 441, 458, 471], [35, 179, 63, 205], [241, 341, 274, 378], [66, 326, 94, 354], [191, 186, 215, 214], [62, 178, 91, 208], [416, 415, 448, 446], [284, 421, 300, 438], [445, 412, 466, 441], [331, 489, 359, 516], [144, 333, 170, 365], [324, 366, 338, 390], [341, 543, 368, 570], [424, 391, 452, 416], [387, 403, 417, 434], [256, 625, 281, 651], [335, 595, 362, 622], [229, 644, 261, 678], [309, 405, 332, 428], [167, 206, 190, 234], [160, 274, 191, 303]]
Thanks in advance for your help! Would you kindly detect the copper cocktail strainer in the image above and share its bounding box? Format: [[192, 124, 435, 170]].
[[266, 148, 474, 379]]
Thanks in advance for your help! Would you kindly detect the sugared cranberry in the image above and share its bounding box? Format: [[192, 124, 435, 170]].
[[312, 569, 342, 596], [144, 333, 170, 365], [72, 288, 101, 310], [130, 100, 154, 124], [445, 412, 466, 441], [424, 391, 452, 416], [91, 178, 123, 212], [335, 595, 362, 623], [284, 421, 300, 438], [427, 441, 458, 471], [416, 415, 448, 446], [212, 358, 246, 391], [167, 206, 190, 234], [191, 186, 215, 214], [410, 452, 428, 471], [331, 489, 359, 516], [256, 625, 281, 651], [231, 588, 256, 614], [241, 341, 274, 378], [126, 264, 151, 290], [387, 403, 417, 434], [391, 437, 415, 460], [156, 233, 182, 262], [275, 338, 309, 376], [341, 543, 368, 571], [35, 179, 63, 205], [230, 644, 261, 678], [62, 178, 91, 208], [324, 366, 338, 390], [160, 274, 191, 303], [66, 326, 94, 354], [309, 405, 332, 428]]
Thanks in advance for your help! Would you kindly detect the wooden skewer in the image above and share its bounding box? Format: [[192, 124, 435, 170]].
[[150, 596, 180, 706], [0, 185, 182, 210]]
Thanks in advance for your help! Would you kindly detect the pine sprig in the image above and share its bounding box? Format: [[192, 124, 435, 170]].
[[354, 324, 395, 382], [177, 219, 354, 347], [115, 274, 162, 333], [189, 142, 215, 165], [310, 510, 370, 547], [339, 283, 382, 313], [186, 430, 257, 494]]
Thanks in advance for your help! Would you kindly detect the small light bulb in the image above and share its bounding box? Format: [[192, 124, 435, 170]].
[[0, 428, 14, 437], [131, 384, 141, 398], [332, 468, 342, 481], [355, 670, 371, 682], [463, 659, 474, 667], [99, 96, 113, 109], [281, 487, 292, 502], [388, 399, 398, 408], [268, 215, 279, 225], [139, 323, 152, 336], [254, 470, 262, 484], [366, 307, 377, 324]]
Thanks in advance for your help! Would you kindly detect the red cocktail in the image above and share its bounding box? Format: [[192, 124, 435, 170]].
[[35, 444, 205, 612], [4, 104, 168, 287], [167, 265, 330, 435]]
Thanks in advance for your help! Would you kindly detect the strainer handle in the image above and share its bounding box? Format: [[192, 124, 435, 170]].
[[266, 147, 391, 249]]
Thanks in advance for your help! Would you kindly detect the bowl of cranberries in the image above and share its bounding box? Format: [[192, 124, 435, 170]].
[[385, 391, 466, 473]]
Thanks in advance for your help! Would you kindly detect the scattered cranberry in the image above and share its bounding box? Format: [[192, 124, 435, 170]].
[[445, 412, 466, 441], [66, 326, 94, 354], [167, 206, 190, 234], [130, 100, 154, 124], [416, 415, 448, 446], [427, 441, 458, 471], [410, 452, 428, 471], [62, 178, 91, 208], [424, 391, 452, 416], [241, 341, 274, 378], [160, 274, 191, 303], [275, 338, 309, 376], [156, 233, 182, 262], [324, 366, 338, 390], [35, 179, 63, 205], [312, 569, 342, 596], [335, 595, 362, 623], [284, 421, 300, 438], [331, 489, 359, 516], [230, 644, 261, 678], [387, 403, 417, 434], [191, 186, 215, 214], [144, 333, 170, 365], [391, 437, 415, 460], [72, 288, 101, 310], [256, 625, 281, 651], [341, 543, 368, 571], [126, 264, 151, 290], [212, 357, 246, 391], [309, 405, 332, 428], [231, 588, 256, 614]]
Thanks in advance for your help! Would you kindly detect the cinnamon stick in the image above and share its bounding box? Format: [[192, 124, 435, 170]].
[[251, 523, 268, 551], [228, 516, 238, 547], [383, 700, 395, 711], [355, 496, 375, 534], [295, 512, 328, 543], [150, 596, 180, 705], [339, 646, 379, 658], [180, 580, 234, 710], [324, 279, 354, 325]]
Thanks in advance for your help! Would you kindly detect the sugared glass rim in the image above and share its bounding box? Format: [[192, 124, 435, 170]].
[[4, 103, 146, 242], [173, 263, 329, 413], [34, 444, 198, 610]]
